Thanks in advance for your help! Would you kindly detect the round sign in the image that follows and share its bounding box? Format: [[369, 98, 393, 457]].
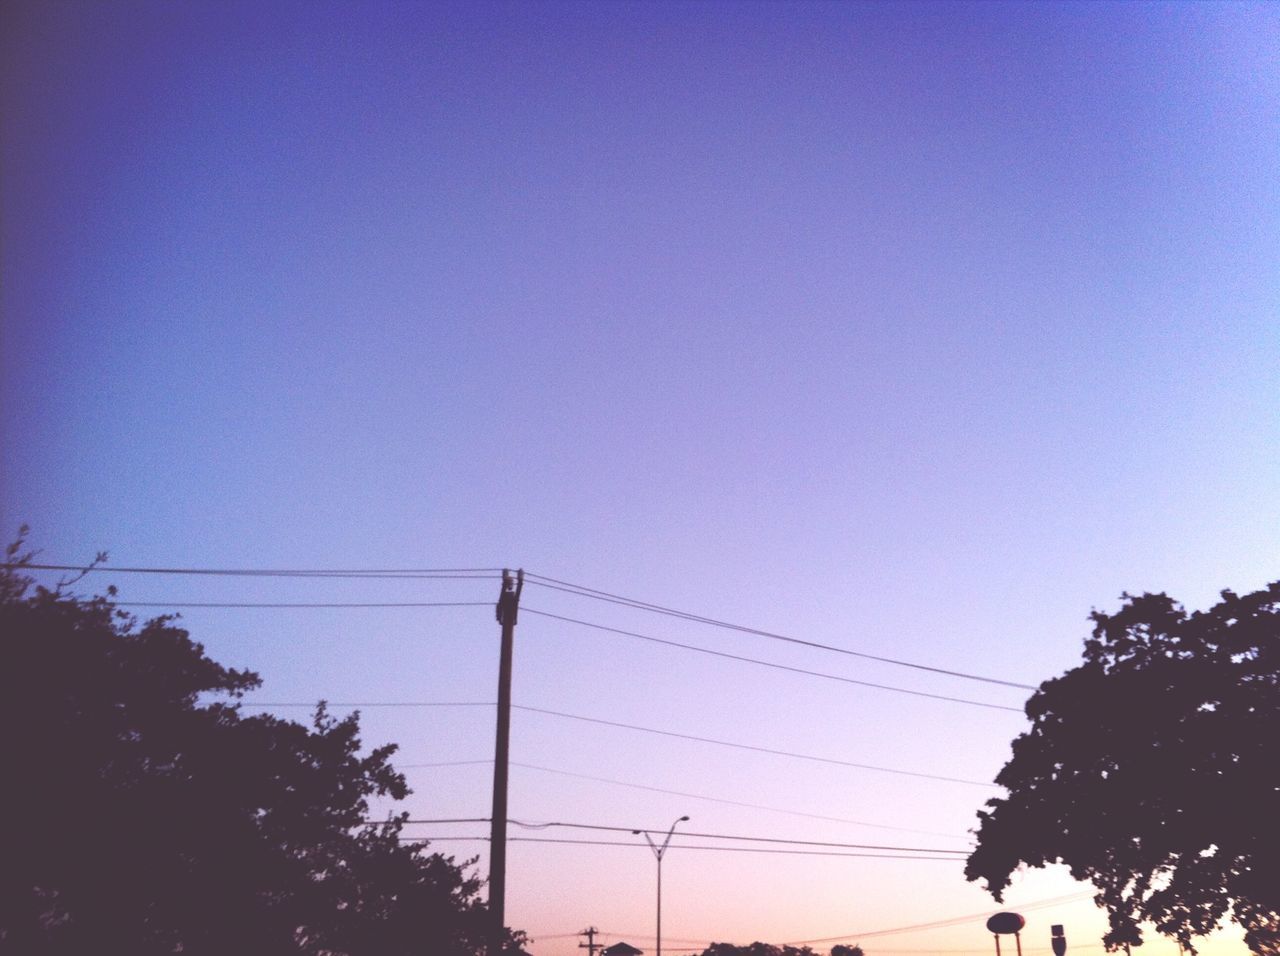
[[986, 913, 1026, 935]]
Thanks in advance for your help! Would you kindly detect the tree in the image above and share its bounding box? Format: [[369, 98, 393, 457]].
[[966, 583, 1280, 956], [696, 944, 858, 956], [0, 536, 527, 955]]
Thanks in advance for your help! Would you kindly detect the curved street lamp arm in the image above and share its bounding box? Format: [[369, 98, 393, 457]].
[[657, 815, 690, 857]]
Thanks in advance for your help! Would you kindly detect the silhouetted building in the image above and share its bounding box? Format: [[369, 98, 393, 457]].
[[601, 944, 644, 956]]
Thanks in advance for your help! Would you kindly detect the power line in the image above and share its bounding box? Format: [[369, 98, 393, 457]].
[[111, 597, 1020, 712], [239, 701, 494, 708], [514, 824, 962, 854], [386, 758, 965, 839], [523, 572, 1036, 691], [511, 820, 966, 855], [236, 700, 994, 786], [536, 822, 964, 855], [513, 704, 996, 787], [530, 933, 707, 949], [523, 607, 1022, 713], [12, 560, 1034, 691], [404, 835, 964, 861], [509, 837, 961, 861], [779, 892, 1094, 945], [116, 601, 491, 609], [506, 761, 967, 839], [394, 817, 966, 855], [538, 895, 1096, 951], [9, 562, 501, 579], [542, 948, 1104, 955], [529, 930, 712, 948], [827, 948, 1108, 953]]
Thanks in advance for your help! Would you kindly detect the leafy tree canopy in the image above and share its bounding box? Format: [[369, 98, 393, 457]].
[[0, 535, 526, 956], [966, 583, 1279, 956]]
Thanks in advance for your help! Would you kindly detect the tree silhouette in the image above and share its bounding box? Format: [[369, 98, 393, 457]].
[[697, 945, 860, 956], [966, 583, 1280, 956], [0, 536, 526, 955]]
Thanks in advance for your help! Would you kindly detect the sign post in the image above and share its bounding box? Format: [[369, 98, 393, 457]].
[[986, 912, 1026, 956]]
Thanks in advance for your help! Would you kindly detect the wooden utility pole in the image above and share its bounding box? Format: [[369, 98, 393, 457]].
[[489, 568, 523, 956], [579, 926, 602, 956]]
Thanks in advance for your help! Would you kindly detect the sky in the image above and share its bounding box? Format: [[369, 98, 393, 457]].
[[1, 1, 1277, 954]]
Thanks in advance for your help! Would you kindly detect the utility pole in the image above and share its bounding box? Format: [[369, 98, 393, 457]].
[[489, 568, 523, 956], [579, 926, 602, 956]]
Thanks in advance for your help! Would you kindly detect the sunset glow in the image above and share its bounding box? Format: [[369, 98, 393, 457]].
[[2, 2, 1276, 955]]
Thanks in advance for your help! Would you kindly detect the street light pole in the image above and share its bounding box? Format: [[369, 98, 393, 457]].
[[633, 816, 689, 956]]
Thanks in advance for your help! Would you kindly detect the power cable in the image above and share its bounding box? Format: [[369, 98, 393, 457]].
[[8, 562, 500, 579], [111, 597, 1020, 712], [239, 701, 494, 708], [523, 607, 1022, 713], [510, 837, 961, 860], [506, 761, 967, 839], [524, 933, 594, 941], [513, 704, 995, 787], [779, 892, 1094, 945], [394, 817, 965, 855], [523, 572, 1035, 691], [10, 560, 1035, 691], [535, 948, 1100, 955], [116, 601, 491, 609], [562, 904, 1102, 954], [403, 835, 963, 861], [236, 700, 994, 785], [387, 758, 965, 838], [831, 949, 1106, 953], [511, 820, 965, 854], [540, 894, 1094, 951]]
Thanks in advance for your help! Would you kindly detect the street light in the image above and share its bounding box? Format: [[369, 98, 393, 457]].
[[633, 816, 689, 956]]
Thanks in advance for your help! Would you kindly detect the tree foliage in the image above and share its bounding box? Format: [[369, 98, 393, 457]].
[[0, 536, 526, 955], [966, 583, 1280, 955], [697, 944, 862, 956]]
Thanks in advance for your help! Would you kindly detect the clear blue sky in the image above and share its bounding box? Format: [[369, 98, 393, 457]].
[[2, 2, 1277, 953]]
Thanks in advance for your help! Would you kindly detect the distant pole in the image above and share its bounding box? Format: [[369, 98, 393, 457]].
[[579, 926, 601, 956], [489, 568, 523, 956]]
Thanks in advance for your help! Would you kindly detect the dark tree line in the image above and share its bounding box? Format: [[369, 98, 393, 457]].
[[0, 535, 527, 955], [697, 943, 864, 956]]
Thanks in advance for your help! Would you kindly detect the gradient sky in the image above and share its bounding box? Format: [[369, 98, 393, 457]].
[[2, 2, 1277, 954]]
